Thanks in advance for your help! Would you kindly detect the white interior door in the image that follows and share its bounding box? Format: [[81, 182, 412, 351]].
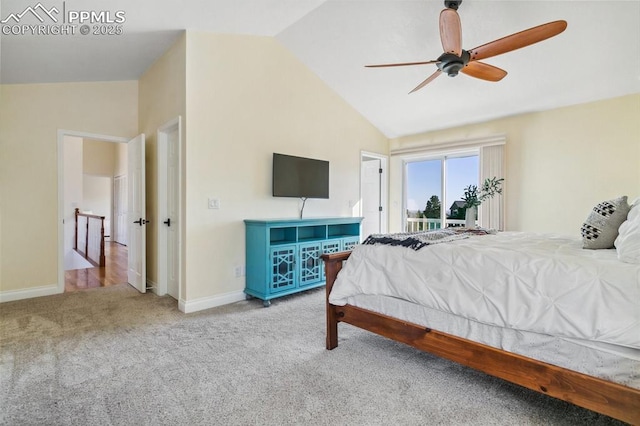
[[157, 117, 182, 300], [127, 134, 146, 293], [166, 127, 179, 299], [361, 158, 382, 238]]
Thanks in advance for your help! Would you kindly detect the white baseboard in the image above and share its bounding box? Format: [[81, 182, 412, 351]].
[[0, 283, 246, 312], [0, 284, 60, 303], [179, 290, 245, 313]]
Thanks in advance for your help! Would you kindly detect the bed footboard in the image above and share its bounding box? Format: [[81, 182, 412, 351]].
[[321, 251, 640, 424]]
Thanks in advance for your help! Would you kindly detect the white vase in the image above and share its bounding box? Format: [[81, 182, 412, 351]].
[[465, 206, 477, 229]]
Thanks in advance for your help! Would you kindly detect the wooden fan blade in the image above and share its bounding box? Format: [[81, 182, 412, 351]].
[[461, 61, 507, 81], [469, 20, 567, 61], [365, 60, 440, 68], [409, 70, 442, 94], [440, 8, 462, 55]]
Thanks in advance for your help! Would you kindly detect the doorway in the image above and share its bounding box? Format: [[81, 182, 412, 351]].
[[360, 151, 388, 239], [57, 130, 146, 294], [64, 169, 128, 291]]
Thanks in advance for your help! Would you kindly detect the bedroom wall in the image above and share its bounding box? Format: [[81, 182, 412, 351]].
[[0, 81, 138, 296], [182, 32, 388, 307], [114, 142, 128, 177], [82, 175, 112, 226], [83, 139, 117, 176], [388, 93, 640, 235], [138, 33, 187, 291]]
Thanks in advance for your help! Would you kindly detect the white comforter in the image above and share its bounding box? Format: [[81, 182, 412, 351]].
[[329, 232, 640, 349]]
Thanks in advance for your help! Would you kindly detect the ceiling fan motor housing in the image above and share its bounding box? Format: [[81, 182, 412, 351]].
[[437, 51, 470, 76], [444, 0, 462, 10]]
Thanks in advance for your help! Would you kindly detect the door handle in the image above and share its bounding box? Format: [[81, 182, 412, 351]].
[[163, 218, 171, 227], [133, 218, 149, 226]]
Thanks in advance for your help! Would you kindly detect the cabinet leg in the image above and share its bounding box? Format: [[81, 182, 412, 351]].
[[263, 300, 271, 308], [245, 293, 254, 300]]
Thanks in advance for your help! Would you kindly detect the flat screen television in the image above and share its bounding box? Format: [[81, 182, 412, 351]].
[[272, 153, 329, 199]]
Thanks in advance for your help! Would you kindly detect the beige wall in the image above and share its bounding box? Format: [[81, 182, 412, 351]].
[[0, 32, 387, 307], [138, 33, 187, 290], [83, 139, 117, 176], [114, 142, 128, 177], [0, 81, 138, 293], [183, 32, 388, 302], [389, 94, 640, 235], [82, 175, 112, 223]]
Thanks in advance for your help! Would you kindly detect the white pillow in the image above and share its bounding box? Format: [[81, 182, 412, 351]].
[[615, 198, 640, 264]]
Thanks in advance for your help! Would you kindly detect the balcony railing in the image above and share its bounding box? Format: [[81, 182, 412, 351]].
[[405, 218, 467, 233]]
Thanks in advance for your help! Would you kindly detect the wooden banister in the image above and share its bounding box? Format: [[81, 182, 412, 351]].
[[74, 208, 79, 250], [74, 208, 106, 267], [100, 218, 105, 267]]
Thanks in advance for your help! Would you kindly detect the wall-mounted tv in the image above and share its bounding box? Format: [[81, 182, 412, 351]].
[[272, 153, 329, 199]]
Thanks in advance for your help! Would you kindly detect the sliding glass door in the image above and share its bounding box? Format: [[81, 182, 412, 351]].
[[406, 159, 442, 232], [404, 153, 478, 232]]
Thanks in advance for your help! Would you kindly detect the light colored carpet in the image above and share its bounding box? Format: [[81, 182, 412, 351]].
[[0, 285, 625, 425]]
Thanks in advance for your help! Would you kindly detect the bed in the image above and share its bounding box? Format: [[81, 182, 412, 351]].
[[321, 231, 640, 424]]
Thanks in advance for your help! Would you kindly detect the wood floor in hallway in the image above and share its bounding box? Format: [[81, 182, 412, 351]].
[[65, 242, 128, 292]]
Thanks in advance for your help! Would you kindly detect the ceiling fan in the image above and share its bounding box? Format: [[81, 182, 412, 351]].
[[366, 0, 567, 93]]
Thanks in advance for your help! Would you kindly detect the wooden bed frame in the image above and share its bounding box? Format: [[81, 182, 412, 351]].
[[322, 251, 640, 425]]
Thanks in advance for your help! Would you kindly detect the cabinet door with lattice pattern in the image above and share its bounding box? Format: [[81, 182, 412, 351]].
[[298, 242, 322, 286], [342, 237, 360, 251], [269, 245, 296, 293]]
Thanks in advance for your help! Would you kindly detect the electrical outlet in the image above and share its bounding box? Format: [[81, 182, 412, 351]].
[[208, 198, 220, 209], [234, 265, 245, 277]]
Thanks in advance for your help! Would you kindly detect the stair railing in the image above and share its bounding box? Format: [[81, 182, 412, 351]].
[[74, 208, 106, 267]]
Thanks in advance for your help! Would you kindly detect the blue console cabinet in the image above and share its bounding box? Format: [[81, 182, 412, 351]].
[[244, 217, 362, 306]]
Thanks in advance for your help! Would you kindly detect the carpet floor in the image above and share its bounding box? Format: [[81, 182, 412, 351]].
[[0, 284, 627, 425]]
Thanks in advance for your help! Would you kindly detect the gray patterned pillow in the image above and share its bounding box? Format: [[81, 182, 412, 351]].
[[581, 196, 630, 249]]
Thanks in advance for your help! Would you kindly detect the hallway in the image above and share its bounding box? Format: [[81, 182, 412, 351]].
[[65, 242, 128, 292]]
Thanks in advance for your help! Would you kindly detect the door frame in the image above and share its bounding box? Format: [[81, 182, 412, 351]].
[[56, 129, 129, 294], [112, 174, 127, 245], [157, 117, 183, 300], [360, 151, 388, 235]]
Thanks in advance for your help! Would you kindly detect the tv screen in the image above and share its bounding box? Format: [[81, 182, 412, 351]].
[[272, 153, 329, 199]]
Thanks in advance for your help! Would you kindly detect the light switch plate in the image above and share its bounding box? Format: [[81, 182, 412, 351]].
[[208, 198, 220, 209]]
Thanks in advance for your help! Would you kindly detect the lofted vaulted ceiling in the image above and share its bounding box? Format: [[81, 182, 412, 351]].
[[2, 0, 639, 137]]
